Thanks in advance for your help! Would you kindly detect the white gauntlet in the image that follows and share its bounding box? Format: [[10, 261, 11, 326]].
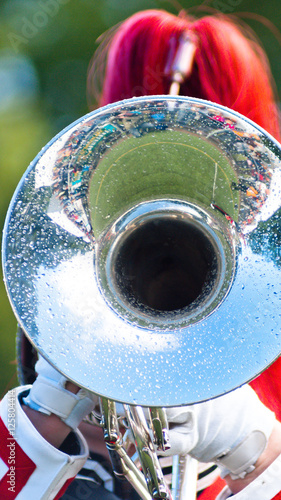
[[23, 355, 98, 429], [0, 386, 88, 499], [161, 385, 275, 480], [191, 385, 275, 478]]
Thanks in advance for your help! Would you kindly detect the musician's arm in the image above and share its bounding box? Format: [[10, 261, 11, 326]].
[[24, 402, 281, 498], [23, 385, 281, 500]]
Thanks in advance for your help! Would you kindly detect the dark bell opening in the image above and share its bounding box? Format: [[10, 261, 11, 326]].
[[114, 218, 218, 312]]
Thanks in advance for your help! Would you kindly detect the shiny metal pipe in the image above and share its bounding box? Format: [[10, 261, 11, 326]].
[[124, 405, 172, 499], [100, 398, 151, 500]]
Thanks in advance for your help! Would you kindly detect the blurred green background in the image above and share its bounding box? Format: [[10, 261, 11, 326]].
[[0, 0, 280, 397]]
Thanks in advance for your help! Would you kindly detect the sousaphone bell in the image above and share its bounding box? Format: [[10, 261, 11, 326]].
[[2, 95, 281, 406]]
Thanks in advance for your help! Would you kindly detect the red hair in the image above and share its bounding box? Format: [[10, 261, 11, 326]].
[[88, 9, 281, 141]]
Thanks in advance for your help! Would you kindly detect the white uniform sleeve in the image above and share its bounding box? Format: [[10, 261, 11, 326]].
[[0, 386, 89, 499]]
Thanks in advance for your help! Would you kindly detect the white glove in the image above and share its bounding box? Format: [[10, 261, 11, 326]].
[[160, 385, 275, 480], [23, 355, 98, 430]]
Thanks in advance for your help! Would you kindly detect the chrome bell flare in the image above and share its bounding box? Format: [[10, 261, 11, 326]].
[[2, 95, 281, 406]]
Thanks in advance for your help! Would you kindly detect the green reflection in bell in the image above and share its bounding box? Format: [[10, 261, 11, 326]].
[[88, 129, 239, 238]]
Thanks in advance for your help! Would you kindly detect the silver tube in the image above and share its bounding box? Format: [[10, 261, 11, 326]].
[[124, 405, 172, 499]]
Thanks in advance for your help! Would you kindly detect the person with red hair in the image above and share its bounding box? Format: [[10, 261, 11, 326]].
[[1, 9, 281, 500], [89, 5, 281, 424]]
